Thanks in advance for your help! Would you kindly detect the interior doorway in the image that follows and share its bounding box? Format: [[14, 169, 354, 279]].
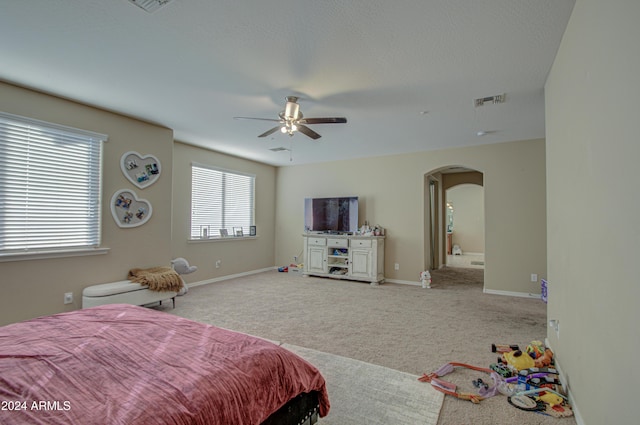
[[445, 183, 484, 269], [424, 167, 484, 272]]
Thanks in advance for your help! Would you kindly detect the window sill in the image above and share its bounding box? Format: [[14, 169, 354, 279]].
[[0, 247, 110, 262], [188, 236, 259, 243]]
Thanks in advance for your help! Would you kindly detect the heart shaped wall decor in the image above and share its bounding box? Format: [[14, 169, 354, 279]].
[[110, 189, 153, 228], [120, 151, 161, 189]]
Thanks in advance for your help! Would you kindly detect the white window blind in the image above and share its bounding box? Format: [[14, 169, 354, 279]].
[[191, 163, 255, 238], [0, 111, 107, 254]]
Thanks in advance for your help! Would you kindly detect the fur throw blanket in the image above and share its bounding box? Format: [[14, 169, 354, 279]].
[[128, 267, 184, 292]]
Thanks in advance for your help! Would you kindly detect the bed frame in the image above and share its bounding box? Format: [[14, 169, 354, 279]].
[[262, 391, 320, 425]]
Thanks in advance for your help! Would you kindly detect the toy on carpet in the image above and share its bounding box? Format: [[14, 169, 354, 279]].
[[418, 362, 501, 404], [508, 387, 573, 418], [419, 270, 432, 288], [171, 257, 197, 296], [491, 343, 519, 353], [489, 363, 513, 378], [534, 348, 554, 368], [526, 340, 545, 359], [502, 349, 535, 370]]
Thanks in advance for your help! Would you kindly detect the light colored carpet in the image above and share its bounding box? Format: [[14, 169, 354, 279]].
[[283, 343, 443, 425], [164, 268, 577, 425]]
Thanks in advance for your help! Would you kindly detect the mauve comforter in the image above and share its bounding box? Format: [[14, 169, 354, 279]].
[[0, 304, 329, 425]]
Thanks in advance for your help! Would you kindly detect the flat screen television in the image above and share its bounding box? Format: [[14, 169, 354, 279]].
[[304, 197, 359, 234]]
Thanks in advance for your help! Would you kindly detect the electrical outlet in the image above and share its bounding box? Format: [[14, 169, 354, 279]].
[[215, 260, 221, 268], [64, 292, 73, 304], [394, 263, 399, 270], [531, 273, 538, 282]]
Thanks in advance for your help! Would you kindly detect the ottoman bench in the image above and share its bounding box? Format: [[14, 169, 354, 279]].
[[82, 280, 177, 309]]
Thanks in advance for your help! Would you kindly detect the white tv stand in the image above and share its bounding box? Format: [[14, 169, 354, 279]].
[[302, 233, 385, 285]]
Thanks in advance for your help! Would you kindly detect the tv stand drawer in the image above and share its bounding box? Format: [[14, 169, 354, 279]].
[[327, 238, 348, 248], [308, 237, 326, 246], [351, 239, 372, 248]]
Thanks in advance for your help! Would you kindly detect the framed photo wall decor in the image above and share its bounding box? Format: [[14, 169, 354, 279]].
[[249, 226, 256, 236], [120, 151, 161, 189], [110, 189, 153, 228]]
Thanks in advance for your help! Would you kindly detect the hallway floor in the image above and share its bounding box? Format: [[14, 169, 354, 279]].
[[446, 252, 484, 269]]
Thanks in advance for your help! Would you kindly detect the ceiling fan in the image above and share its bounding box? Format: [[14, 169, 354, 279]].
[[234, 96, 347, 140]]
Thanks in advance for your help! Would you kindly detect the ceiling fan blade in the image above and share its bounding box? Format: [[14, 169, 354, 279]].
[[298, 117, 347, 125], [296, 125, 322, 140], [234, 116, 282, 123], [258, 126, 281, 138]]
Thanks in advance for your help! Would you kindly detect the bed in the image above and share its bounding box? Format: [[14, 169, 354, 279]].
[[0, 304, 330, 425]]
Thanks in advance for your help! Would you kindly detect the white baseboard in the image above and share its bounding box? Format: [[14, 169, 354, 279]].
[[392, 281, 543, 298], [186, 267, 277, 288], [384, 278, 424, 286], [483, 288, 541, 299], [545, 338, 584, 425]]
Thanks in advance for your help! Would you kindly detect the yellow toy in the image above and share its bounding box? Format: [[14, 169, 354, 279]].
[[538, 392, 564, 407], [503, 350, 535, 370]]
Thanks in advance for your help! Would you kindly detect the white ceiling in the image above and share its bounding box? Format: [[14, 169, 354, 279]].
[[0, 0, 575, 166]]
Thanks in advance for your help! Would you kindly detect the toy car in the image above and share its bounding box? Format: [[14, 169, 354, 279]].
[[490, 363, 513, 378]]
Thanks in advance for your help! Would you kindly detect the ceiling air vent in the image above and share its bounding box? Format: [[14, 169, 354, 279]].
[[128, 0, 173, 13], [269, 147, 290, 152], [474, 93, 505, 107]]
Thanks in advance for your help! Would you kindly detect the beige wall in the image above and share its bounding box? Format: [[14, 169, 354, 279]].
[[0, 84, 278, 326], [545, 1, 640, 423], [447, 184, 484, 253], [171, 142, 277, 283], [275, 138, 546, 293], [0, 82, 174, 325]]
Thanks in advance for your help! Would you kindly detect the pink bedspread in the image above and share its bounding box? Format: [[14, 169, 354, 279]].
[[0, 304, 329, 424]]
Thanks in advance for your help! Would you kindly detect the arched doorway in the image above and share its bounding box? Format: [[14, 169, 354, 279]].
[[424, 166, 484, 271]]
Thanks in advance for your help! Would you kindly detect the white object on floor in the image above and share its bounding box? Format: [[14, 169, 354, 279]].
[[82, 280, 177, 308], [171, 257, 197, 296], [452, 244, 462, 255], [420, 270, 432, 289]]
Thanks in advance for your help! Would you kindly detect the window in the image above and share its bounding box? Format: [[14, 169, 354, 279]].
[[0, 111, 107, 256], [191, 164, 255, 239]]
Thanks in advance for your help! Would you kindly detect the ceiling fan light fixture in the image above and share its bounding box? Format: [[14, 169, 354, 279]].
[[284, 101, 300, 120], [238, 95, 346, 140]]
